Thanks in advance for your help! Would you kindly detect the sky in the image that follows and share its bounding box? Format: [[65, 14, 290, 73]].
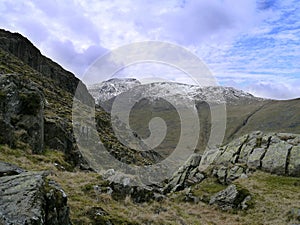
[[0, 0, 299, 99]]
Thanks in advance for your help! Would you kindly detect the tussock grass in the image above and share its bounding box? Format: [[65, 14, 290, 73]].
[[1, 145, 300, 224]]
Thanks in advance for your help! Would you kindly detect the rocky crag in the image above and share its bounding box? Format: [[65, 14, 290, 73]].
[[0, 29, 159, 167], [0, 161, 71, 225]]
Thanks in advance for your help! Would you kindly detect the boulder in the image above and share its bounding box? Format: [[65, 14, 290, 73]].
[[209, 184, 251, 210], [104, 171, 161, 203], [261, 141, 292, 175], [0, 161, 71, 225], [247, 147, 266, 168], [288, 146, 300, 177]]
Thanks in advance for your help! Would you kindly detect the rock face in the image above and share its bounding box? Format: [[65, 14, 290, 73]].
[[200, 131, 300, 183], [165, 153, 205, 192], [0, 29, 81, 95], [0, 161, 71, 225], [0, 29, 95, 167], [0, 74, 44, 153]]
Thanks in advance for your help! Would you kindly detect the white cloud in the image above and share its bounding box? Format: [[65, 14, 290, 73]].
[[0, 0, 299, 99]]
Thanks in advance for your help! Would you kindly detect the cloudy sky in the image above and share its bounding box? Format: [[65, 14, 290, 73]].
[[0, 0, 299, 99]]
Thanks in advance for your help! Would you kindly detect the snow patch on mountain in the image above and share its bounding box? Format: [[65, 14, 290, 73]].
[[88, 78, 264, 105], [88, 78, 141, 103]]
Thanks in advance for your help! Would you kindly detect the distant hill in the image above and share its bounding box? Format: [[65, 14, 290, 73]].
[[89, 78, 300, 156]]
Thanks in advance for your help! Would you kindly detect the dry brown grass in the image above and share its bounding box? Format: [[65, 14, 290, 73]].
[[1, 145, 300, 224]]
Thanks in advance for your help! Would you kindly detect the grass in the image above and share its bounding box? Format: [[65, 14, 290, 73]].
[[1, 46, 300, 224], [2, 144, 300, 224]]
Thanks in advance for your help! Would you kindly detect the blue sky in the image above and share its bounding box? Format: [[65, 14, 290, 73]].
[[0, 0, 299, 99]]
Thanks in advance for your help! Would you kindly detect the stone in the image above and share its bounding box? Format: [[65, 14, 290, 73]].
[[209, 184, 251, 211], [247, 147, 266, 169], [185, 168, 205, 185], [0, 161, 24, 176], [288, 146, 300, 177], [0, 162, 71, 225], [199, 148, 220, 171], [165, 153, 202, 192], [240, 195, 252, 210], [227, 165, 246, 183], [209, 184, 239, 210], [0, 74, 44, 153], [261, 142, 292, 175], [218, 135, 249, 165], [214, 166, 228, 184]]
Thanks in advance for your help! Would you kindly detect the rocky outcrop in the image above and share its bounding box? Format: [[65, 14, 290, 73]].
[[164, 154, 205, 192], [0, 74, 44, 153], [0, 29, 83, 95], [209, 184, 251, 210], [200, 131, 300, 184], [0, 161, 71, 225], [102, 170, 165, 203]]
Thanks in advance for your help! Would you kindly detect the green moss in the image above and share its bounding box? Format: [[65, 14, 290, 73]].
[[0, 90, 6, 101], [234, 185, 254, 209], [19, 92, 41, 115], [191, 178, 226, 203]]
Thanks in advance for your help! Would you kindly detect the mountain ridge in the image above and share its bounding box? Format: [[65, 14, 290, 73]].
[[89, 78, 264, 106]]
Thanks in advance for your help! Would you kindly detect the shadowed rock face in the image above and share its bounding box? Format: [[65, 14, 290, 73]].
[[0, 29, 80, 95], [0, 161, 71, 225], [0, 74, 44, 153]]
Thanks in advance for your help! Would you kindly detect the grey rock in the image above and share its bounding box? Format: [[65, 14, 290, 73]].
[[227, 165, 246, 183], [215, 135, 249, 165], [203, 131, 300, 178], [247, 147, 266, 169], [0, 162, 71, 225], [185, 167, 205, 185], [261, 141, 292, 175], [240, 195, 252, 210], [199, 148, 220, 171], [104, 172, 162, 203], [209, 184, 239, 210], [165, 154, 203, 192], [214, 166, 228, 184], [0, 161, 24, 176], [288, 146, 300, 177], [209, 184, 250, 211], [0, 74, 44, 153]]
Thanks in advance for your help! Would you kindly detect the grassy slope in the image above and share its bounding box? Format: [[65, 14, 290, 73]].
[[1, 144, 299, 225], [128, 98, 300, 157]]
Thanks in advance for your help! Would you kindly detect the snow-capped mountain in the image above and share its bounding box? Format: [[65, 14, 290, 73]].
[[88, 78, 141, 103], [88, 78, 263, 106]]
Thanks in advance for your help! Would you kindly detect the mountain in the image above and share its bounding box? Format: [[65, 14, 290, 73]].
[[90, 78, 261, 105], [0, 29, 300, 225], [89, 78, 300, 156], [89, 78, 142, 103], [0, 29, 159, 166], [0, 29, 80, 94]]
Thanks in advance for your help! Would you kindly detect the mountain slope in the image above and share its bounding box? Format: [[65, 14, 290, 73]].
[[89, 78, 300, 156], [0, 29, 158, 167], [0, 29, 80, 94]]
